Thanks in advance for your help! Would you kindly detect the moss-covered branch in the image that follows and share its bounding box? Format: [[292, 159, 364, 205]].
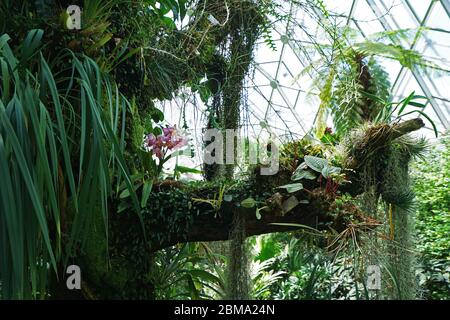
[[74, 119, 425, 299], [115, 119, 425, 252]]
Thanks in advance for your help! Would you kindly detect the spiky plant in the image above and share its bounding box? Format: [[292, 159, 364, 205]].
[[0, 30, 139, 299]]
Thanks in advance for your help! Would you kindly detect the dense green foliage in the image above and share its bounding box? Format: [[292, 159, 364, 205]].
[[0, 30, 138, 299], [1, 0, 448, 301], [413, 135, 450, 300], [0, 0, 268, 299]]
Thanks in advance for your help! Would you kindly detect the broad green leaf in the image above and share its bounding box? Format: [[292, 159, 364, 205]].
[[304, 155, 328, 173], [277, 183, 303, 193], [241, 197, 256, 208], [321, 164, 341, 178], [292, 169, 317, 181]]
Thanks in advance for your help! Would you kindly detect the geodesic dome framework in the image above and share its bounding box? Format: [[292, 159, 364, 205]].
[[248, 0, 450, 138], [158, 0, 450, 164]]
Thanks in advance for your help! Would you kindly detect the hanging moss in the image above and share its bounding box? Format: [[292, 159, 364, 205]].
[[225, 213, 251, 299], [198, 0, 265, 179], [380, 138, 424, 299], [341, 123, 427, 299], [194, 0, 266, 299]]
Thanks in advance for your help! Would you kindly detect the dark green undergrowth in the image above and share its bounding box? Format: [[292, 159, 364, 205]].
[[413, 134, 450, 300]]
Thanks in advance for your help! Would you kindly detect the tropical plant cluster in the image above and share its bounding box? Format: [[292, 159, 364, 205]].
[[0, 0, 448, 301]]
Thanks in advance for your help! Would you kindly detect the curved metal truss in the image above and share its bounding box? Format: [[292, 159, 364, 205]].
[[248, 0, 450, 139], [159, 0, 450, 145]]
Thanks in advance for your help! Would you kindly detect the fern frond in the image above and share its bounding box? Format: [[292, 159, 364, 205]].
[[353, 41, 437, 70], [366, 28, 426, 44]]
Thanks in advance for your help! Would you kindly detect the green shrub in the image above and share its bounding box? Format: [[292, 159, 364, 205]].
[[412, 134, 450, 300]]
